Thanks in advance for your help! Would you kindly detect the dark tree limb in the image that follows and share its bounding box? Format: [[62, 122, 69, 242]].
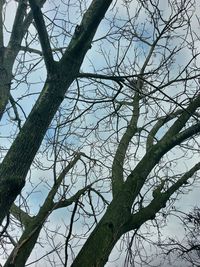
[[8, 0, 28, 50], [126, 162, 200, 231], [0, 0, 4, 48], [5, 155, 82, 266], [0, 0, 113, 225], [28, 0, 55, 73]]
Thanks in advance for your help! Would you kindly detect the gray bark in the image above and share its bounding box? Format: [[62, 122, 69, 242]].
[[0, 0, 113, 225]]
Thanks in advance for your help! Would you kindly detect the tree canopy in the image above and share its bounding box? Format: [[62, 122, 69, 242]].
[[0, 0, 200, 266]]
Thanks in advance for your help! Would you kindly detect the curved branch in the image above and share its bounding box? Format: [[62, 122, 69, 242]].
[[146, 109, 183, 151], [126, 162, 200, 232]]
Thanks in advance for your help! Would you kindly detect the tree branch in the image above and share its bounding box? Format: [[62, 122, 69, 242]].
[[61, 0, 113, 64], [54, 185, 92, 210], [9, 94, 22, 129], [170, 122, 200, 147], [64, 200, 79, 267], [8, 0, 28, 50], [10, 204, 32, 228], [28, 0, 55, 73], [21, 0, 46, 37], [161, 93, 200, 141], [123, 99, 200, 209], [167, 162, 200, 196], [20, 45, 66, 56], [20, 45, 43, 56], [78, 72, 125, 82], [146, 110, 183, 151], [112, 81, 140, 197], [0, 0, 4, 48], [126, 162, 200, 232]]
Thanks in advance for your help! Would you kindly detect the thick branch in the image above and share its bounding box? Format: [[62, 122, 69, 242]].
[[112, 84, 140, 197], [123, 113, 200, 209], [8, 0, 28, 50], [10, 204, 32, 228], [124, 94, 200, 207], [21, 0, 46, 37], [146, 110, 183, 151], [61, 0, 113, 64], [161, 93, 200, 140], [170, 122, 200, 146], [28, 0, 55, 73], [126, 162, 200, 231], [167, 162, 200, 196]]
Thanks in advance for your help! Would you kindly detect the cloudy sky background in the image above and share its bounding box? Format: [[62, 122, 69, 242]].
[[1, 0, 200, 266]]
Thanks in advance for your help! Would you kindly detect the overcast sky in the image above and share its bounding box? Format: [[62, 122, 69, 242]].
[[1, 1, 200, 266]]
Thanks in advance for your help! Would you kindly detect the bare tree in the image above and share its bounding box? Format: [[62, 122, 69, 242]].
[[0, 0, 200, 266]]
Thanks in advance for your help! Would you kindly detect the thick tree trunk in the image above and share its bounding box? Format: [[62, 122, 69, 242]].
[[72, 93, 200, 266], [71, 191, 132, 267], [0, 0, 113, 224], [0, 63, 77, 224]]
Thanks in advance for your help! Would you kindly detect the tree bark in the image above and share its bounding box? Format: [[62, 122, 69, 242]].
[[71, 193, 131, 267], [0, 0, 113, 225], [71, 93, 200, 266], [0, 0, 47, 120]]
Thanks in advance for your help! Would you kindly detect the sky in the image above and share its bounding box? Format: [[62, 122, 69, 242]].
[[1, 0, 200, 266]]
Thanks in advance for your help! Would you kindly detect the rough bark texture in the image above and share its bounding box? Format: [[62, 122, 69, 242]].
[[71, 193, 131, 267], [71, 93, 200, 266], [0, 0, 113, 225], [0, 69, 75, 223]]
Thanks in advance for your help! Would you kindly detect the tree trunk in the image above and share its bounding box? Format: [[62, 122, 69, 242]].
[[0, 0, 113, 225], [71, 192, 132, 267], [0, 62, 77, 224]]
